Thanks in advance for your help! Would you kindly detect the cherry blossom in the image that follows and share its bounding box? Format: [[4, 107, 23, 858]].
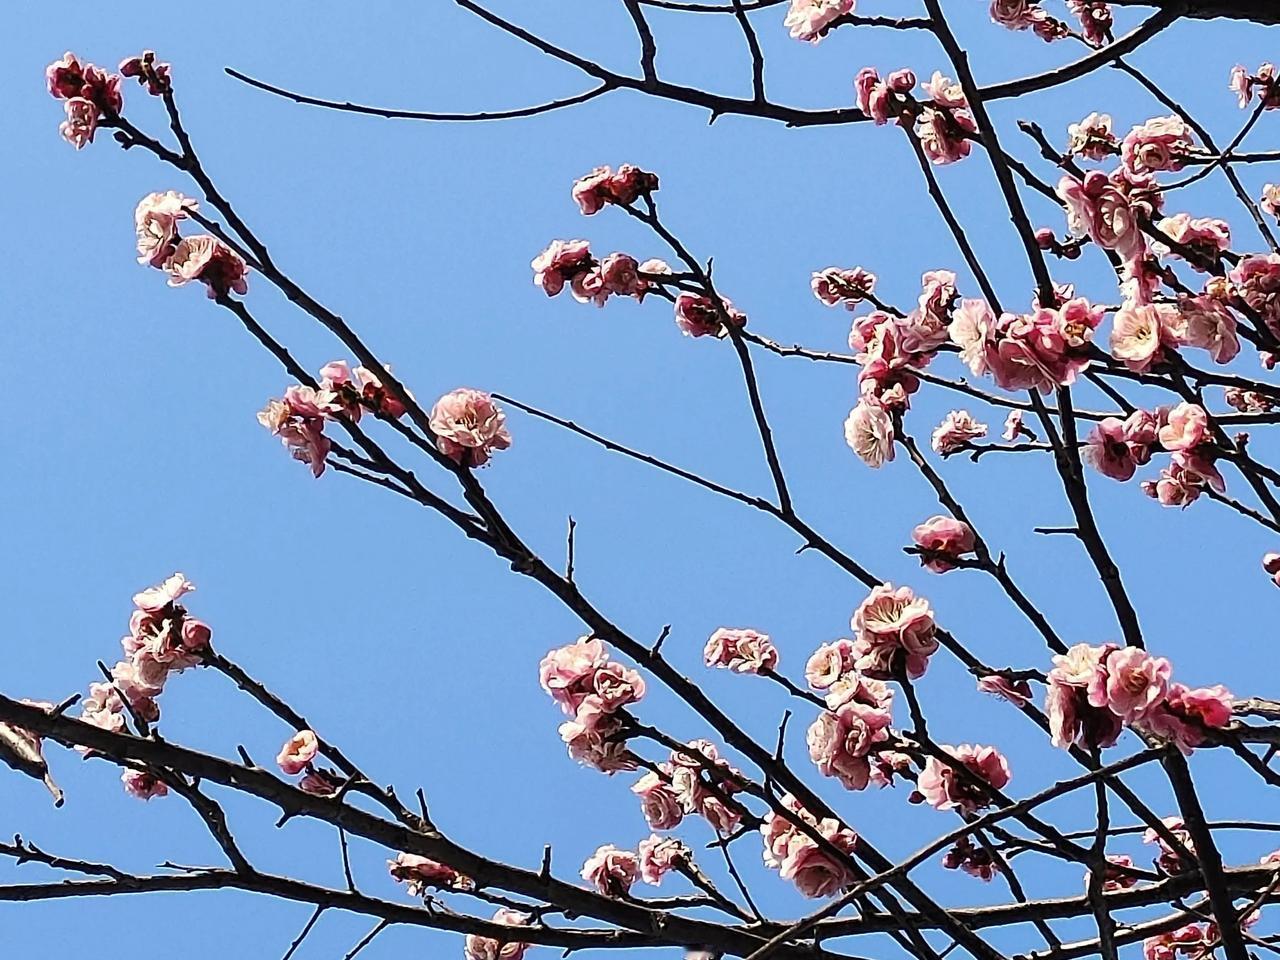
[[581, 844, 639, 896], [631, 771, 684, 830], [703, 628, 779, 674], [918, 107, 977, 165], [1083, 410, 1156, 481], [532, 239, 593, 296], [429, 388, 512, 467], [1057, 171, 1145, 264], [851, 583, 938, 679], [673, 293, 746, 338], [784, 0, 855, 42], [916, 744, 1011, 813], [571, 164, 659, 215], [807, 694, 893, 790], [812, 266, 876, 307], [844, 399, 895, 467], [1067, 113, 1116, 160], [276, 730, 319, 776], [760, 794, 859, 898], [464, 909, 531, 960], [165, 235, 249, 298], [931, 410, 987, 455], [1121, 116, 1194, 175], [911, 516, 976, 572], [638, 835, 689, 885]]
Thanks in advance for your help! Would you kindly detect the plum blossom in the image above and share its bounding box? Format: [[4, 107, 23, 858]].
[[812, 267, 876, 307], [855, 67, 914, 126], [1179, 295, 1239, 364], [1066, 113, 1116, 161], [844, 399, 895, 467], [258, 371, 357, 477], [784, 0, 855, 41], [805, 640, 858, 691], [915, 744, 1012, 814], [638, 835, 689, 885], [119, 51, 171, 95], [1262, 183, 1280, 218], [1230, 63, 1280, 110], [1068, 1, 1113, 45], [807, 690, 894, 791], [1089, 854, 1139, 893], [276, 730, 319, 776], [464, 909, 531, 960], [1083, 410, 1157, 481], [851, 583, 937, 679], [1095, 648, 1171, 722], [1057, 171, 1146, 264], [943, 836, 1000, 881], [389, 853, 473, 895], [47, 52, 122, 148], [761, 795, 859, 898], [571, 164, 659, 215], [541, 638, 644, 774], [165, 235, 249, 298], [1046, 644, 1124, 750], [1153, 215, 1230, 271], [121, 770, 168, 801], [1229, 254, 1280, 333], [911, 516, 976, 573], [1226, 386, 1276, 414], [931, 410, 988, 455], [1110, 303, 1181, 372], [581, 844, 639, 896], [950, 298, 1100, 392], [1121, 116, 1195, 174], [978, 674, 1032, 706], [918, 107, 977, 165], [59, 98, 98, 149], [559, 709, 636, 774], [666, 740, 745, 834], [1003, 410, 1029, 441], [631, 772, 684, 830], [1143, 924, 1211, 960], [532, 239, 594, 297], [703, 628, 779, 674], [923, 73, 966, 110], [134, 191, 197, 268], [674, 293, 746, 338], [1144, 817, 1196, 874], [430, 388, 511, 467], [1158, 402, 1210, 452]]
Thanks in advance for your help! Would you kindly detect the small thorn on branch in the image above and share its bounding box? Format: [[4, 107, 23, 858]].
[[652, 625, 671, 656], [1034, 526, 1082, 537], [540, 844, 553, 879], [565, 516, 576, 584]]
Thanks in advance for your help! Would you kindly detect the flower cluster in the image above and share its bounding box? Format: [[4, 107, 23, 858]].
[[1046, 643, 1233, 753], [988, 0, 1069, 41], [950, 296, 1103, 393], [1066, 113, 1118, 161], [389, 853, 474, 896], [855, 67, 916, 126], [931, 410, 988, 455], [1140, 402, 1226, 508], [46, 51, 123, 149], [1152, 215, 1231, 271], [812, 266, 877, 309], [638, 835, 691, 886], [857, 68, 978, 165], [851, 583, 938, 679], [119, 51, 171, 96], [1083, 410, 1157, 482], [911, 516, 977, 573], [572, 165, 659, 215], [1121, 116, 1195, 176], [942, 835, 1000, 881], [1230, 63, 1280, 111], [761, 795, 859, 898], [133, 192, 250, 299], [632, 740, 745, 834], [806, 668, 895, 791], [1057, 171, 1149, 266], [531, 239, 673, 312], [540, 637, 644, 774], [784, 0, 855, 42], [581, 844, 640, 896], [704, 628, 779, 674], [464, 909, 532, 960], [1229, 254, 1280, 337], [913, 744, 1012, 814], [430, 388, 512, 467]]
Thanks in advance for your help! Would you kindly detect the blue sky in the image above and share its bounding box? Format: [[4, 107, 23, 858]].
[[4, 2, 1280, 957]]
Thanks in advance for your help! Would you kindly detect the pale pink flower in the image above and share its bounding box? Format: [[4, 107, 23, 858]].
[[916, 744, 1011, 814], [581, 844, 639, 896], [353, 364, 409, 419], [464, 909, 531, 960], [1121, 116, 1194, 174], [571, 164, 658, 214], [165, 235, 249, 298], [911, 516, 976, 573], [1262, 183, 1280, 218], [1046, 644, 1124, 750], [1096, 648, 1171, 722], [638, 835, 689, 885], [532, 239, 593, 296], [1083, 410, 1156, 482], [429, 388, 511, 467], [977, 674, 1032, 706], [932, 410, 988, 455], [1179, 295, 1239, 364], [277, 730, 319, 775], [943, 836, 999, 881], [46, 53, 122, 112], [807, 700, 893, 791], [851, 583, 937, 679], [389, 853, 473, 895], [1144, 925, 1211, 960], [119, 52, 171, 96], [1057, 172, 1145, 263], [923, 73, 966, 109], [989, 0, 1041, 30], [844, 399, 895, 467], [1153, 214, 1230, 271], [299, 769, 342, 796], [121, 769, 168, 800], [918, 107, 977, 165], [1110, 303, 1167, 372], [1157, 402, 1209, 452], [1003, 410, 1027, 441], [855, 68, 897, 126], [560, 709, 635, 774], [631, 772, 684, 830], [132, 573, 194, 613], [804, 640, 858, 691], [1090, 854, 1139, 893], [673, 293, 746, 338], [59, 97, 98, 149], [703, 628, 778, 674], [1229, 254, 1280, 332], [811, 267, 876, 307], [539, 637, 610, 713], [784, 0, 855, 41], [761, 796, 859, 898], [134, 191, 197, 267], [1143, 816, 1195, 874], [1067, 113, 1116, 160], [1226, 387, 1276, 414]]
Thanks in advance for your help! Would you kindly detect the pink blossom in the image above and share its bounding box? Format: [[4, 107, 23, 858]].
[[761, 795, 859, 898], [855, 68, 898, 126], [1229, 254, 1280, 333], [1262, 183, 1280, 218], [805, 640, 858, 690], [1144, 925, 1210, 960], [559, 707, 636, 774], [931, 410, 987, 455], [637, 835, 689, 885], [1149, 683, 1235, 753], [631, 772, 684, 830], [1143, 817, 1195, 874], [916, 744, 1011, 814], [977, 674, 1032, 706], [571, 165, 658, 214], [784, 0, 855, 41], [134, 191, 197, 268], [1046, 644, 1123, 750], [59, 98, 98, 149], [1157, 402, 1209, 452], [46, 53, 122, 112], [844, 399, 895, 467], [464, 909, 532, 960], [119, 51, 171, 96], [1110, 303, 1176, 372], [1226, 387, 1276, 413], [1179, 295, 1239, 364], [1003, 410, 1028, 441], [1230, 63, 1280, 110], [532, 239, 593, 297], [851, 583, 937, 679], [918, 108, 977, 165], [1083, 410, 1156, 481], [1057, 171, 1145, 263], [807, 700, 893, 791], [1153, 214, 1230, 271], [258, 397, 331, 477], [581, 844, 639, 896], [812, 267, 876, 307], [989, 0, 1043, 31], [539, 637, 645, 717], [1069, 1, 1113, 44], [911, 516, 976, 573], [923, 73, 966, 109], [1095, 648, 1171, 722], [353, 364, 409, 419], [165, 235, 249, 298], [673, 293, 746, 338], [277, 730, 319, 775], [1066, 113, 1116, 160], [132, 573, 194, 613], [299, 769, 342, 796], [121, 769, 168, 800], [943, 836, 999, 881], [952, 300, 1096, 392], [429, 388, 511, 467], [1090, 854, 1139, 893], [1121, 116, 1195, 174], [703, 628, 778, 674], [665, 740, 744, 833], [389, 853, 473, 895]]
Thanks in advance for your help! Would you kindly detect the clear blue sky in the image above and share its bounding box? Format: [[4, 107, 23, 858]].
[[3, 3, 1279, 957]]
